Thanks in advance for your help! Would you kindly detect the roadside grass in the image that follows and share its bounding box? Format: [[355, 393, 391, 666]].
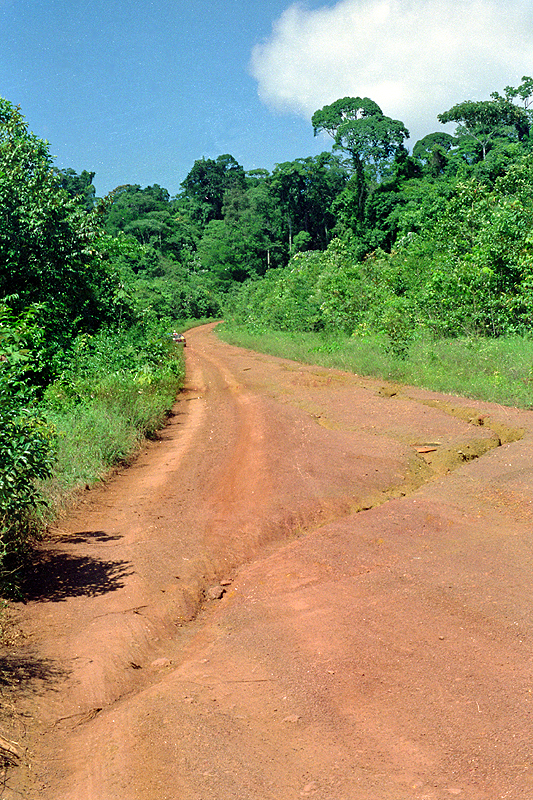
[[38, 328, 185, 516], [41, 318, 213, 510], [0, 320, 186, 596], [217, 324, 533, 409]]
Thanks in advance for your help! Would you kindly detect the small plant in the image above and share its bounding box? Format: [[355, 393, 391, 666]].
[[381, 298, 415, 359]]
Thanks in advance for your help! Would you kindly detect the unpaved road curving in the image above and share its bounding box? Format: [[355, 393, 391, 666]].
[[3, 322, 533, 799]]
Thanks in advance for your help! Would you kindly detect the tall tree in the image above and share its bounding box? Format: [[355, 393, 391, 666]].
[[311, 96, 382, 139], [312, 97, 409, 215], [438, 82, 532, 160], [312, 97, 409, 174], [180, 154, 246, 225]]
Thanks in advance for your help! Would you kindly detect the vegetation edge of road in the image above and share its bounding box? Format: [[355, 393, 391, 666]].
[[217, 322, 533, 410]]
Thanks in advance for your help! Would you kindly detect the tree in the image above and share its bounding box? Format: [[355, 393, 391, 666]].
[[438, 83, 532, 160], [0, 97, 120, 350], [197, 182, 283, 288], [180, 154, 246, 225], [311, 96, 382, 140], [312, 97, 409, 217], [492, 76, 533, 112], [105, 184, 171, 235], [270, 153, 347, 252], [53, 167, 96, 210], [412, 132, 457, 176], [312, 97, 409, 175], [438, 101, 507, 160], [104, 184, 201, 264], [245, 168, 270, 186]]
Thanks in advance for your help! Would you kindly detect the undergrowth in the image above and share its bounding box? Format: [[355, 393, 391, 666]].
[[0, 316, 185, 597], [39, 324, 185, 512]]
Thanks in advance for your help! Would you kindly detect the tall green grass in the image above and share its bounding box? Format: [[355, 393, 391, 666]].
[[218, 323, 533, 409], [39, 325, 185, 513]]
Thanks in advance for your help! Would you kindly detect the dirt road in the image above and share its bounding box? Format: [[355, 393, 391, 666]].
[[3, 322, 533, 799]]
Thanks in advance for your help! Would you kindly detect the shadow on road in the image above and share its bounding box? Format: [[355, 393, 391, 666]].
[[23, 543, 132, 603], [0, 653, 66, 693], [0, 654, 67, 769], [53, 530, 123, 545]]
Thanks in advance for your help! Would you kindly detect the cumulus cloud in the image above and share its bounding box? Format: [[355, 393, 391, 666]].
[[250, 0, 533, 144]]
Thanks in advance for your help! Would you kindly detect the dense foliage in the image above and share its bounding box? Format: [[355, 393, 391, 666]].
[[228, 153, 533, 351], [225, 78, 533, 353], [0, 99, 123, 357]]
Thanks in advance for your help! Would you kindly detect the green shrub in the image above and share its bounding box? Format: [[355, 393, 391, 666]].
[[380, 296, 416, 359], [0, 302, 55, 595]]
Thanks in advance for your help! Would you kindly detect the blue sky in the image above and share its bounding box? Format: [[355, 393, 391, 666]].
[[2, 0, 533, 198]]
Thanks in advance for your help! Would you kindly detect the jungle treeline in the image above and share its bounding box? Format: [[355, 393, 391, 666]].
[[64, 78, 533, 347]]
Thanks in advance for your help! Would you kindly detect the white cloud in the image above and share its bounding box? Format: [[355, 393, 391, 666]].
[[250, 0, 533, 144]]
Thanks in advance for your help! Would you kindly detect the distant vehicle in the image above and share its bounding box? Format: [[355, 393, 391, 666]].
[[171, 331, 186, 346]]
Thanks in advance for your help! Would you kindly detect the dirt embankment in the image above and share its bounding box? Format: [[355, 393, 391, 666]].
[[2, 323, 533, 800]]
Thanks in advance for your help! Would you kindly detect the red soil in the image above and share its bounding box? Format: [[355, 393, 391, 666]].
[[3, 322, 533, 800]]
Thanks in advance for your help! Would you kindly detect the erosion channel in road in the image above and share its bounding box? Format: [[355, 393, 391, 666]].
[[3, 322, 533, 800]]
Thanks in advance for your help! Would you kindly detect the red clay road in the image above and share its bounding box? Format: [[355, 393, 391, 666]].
[[4, 322, 533, 800]]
